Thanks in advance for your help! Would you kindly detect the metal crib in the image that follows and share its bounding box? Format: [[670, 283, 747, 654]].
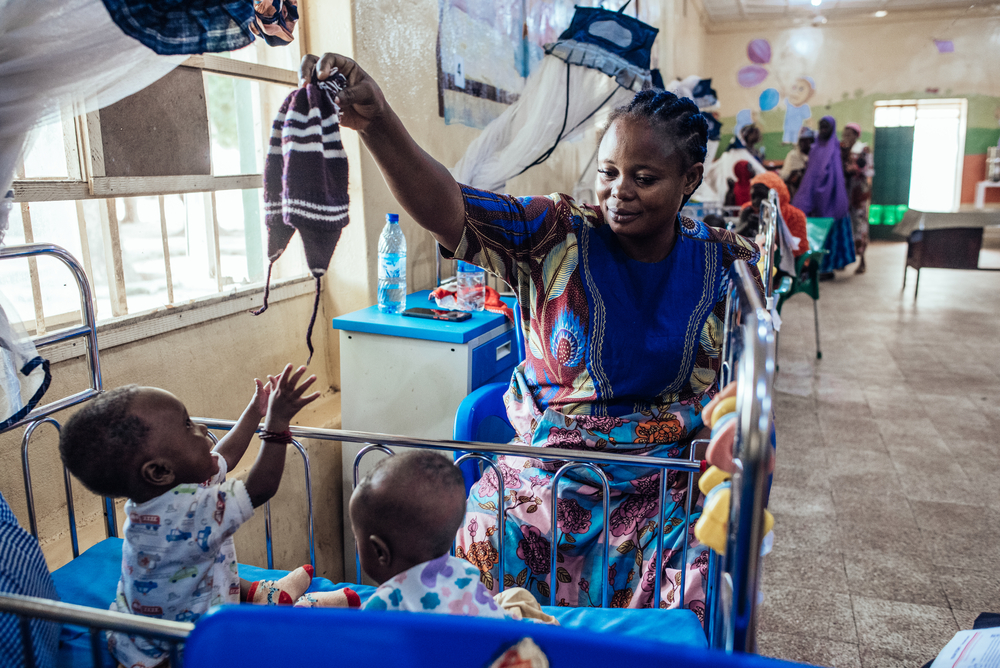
[[0, 243, 776, 665]]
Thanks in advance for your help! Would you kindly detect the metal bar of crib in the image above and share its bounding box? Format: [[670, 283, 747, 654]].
[[204, 431, 317, 572], [706, 261, 776, 653], [0, 244, 117, 542], [453, 454, 506, 593], [759, 189, 779, 308], [0, 592, 193, 668], [0, 243, 103, 431], [20, 419, 81, 558], [195, 422, 705, 600], [550, 463, 610, 608]]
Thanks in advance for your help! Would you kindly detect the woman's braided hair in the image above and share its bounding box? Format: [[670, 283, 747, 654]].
[[603, 89, 709, 170]]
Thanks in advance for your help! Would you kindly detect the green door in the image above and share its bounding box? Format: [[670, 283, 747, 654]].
[[872, 126, 914, 206]]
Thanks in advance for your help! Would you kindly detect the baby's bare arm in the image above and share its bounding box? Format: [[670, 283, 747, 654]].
[[214, 379, 270, 472], [244, 365, 319, 507]]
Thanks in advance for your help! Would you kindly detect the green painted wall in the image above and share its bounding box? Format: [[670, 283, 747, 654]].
[[715, 91, 1000, 160]]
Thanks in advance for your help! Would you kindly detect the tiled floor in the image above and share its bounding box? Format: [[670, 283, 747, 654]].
[[756, 240, 1000, 667]]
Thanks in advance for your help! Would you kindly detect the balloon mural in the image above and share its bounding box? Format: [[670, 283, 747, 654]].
[[735, 38, 818, 144]]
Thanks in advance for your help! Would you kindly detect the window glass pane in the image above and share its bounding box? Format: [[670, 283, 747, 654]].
[[205, 75, 293, 177], [0, 203, 82, 330], [79, 200, 113, 321], [898, 106, 916, 126], [874, 106, 899, 127], [25, 201, 85, 321], [230, 37, 301, 72], [112, 189, 304, 316], [0, 207, 35, 328], [22, 117, 69, 179]]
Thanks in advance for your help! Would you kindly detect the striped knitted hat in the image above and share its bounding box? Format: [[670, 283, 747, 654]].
[[252, 70, 349, 364]]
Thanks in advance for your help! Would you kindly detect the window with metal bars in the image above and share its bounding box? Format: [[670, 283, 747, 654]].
[[3, 50, 311, 342]]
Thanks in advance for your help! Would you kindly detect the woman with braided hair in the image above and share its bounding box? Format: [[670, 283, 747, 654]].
[[301, 54, 763, 618]]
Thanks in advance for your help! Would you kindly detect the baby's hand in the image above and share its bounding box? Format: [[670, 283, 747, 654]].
[[263, 364, 320, 432], [250, 378, 273, 417]]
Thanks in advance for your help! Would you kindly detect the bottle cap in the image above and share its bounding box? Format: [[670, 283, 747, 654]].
[[387, 213, 399, 223]]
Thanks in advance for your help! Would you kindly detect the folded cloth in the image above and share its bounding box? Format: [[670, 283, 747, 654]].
[[493, 588, 559, 625], [487, 638, 550, 668], [250, 0, 298, 46], [252, 70, 350, 364], [98, 0, 256, 55], [428, 286, 514, 322]]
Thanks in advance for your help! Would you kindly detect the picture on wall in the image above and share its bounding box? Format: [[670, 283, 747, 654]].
[[437, 0, 621, 129]]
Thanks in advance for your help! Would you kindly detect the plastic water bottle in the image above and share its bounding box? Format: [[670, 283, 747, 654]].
[[378, 213, 406, 314], [456, 260, 485, 312]]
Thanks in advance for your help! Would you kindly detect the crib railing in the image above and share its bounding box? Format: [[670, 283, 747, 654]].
[[2, 244, 774, 662], [709, 260, 776, 652], [0, 592, 192, 668]]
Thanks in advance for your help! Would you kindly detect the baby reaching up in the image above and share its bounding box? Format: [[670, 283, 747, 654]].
[[59, 365, 336, 668], [350, 450, 508, 618]]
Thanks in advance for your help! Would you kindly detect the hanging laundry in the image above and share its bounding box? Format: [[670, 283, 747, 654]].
[[98, 0, 257, 55], [250, 0, 299, 46], [0, 293, 50, 432], [252, 71, 350, 365]]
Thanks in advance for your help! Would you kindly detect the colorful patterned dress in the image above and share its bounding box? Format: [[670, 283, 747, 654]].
[[449, 185, 762, 623]]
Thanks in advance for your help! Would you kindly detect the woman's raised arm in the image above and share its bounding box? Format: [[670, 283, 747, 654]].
[[300, 53, 465, 251]]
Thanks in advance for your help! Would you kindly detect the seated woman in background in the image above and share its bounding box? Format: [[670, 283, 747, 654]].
[[737, 172, 809, 258], [726, 160, 754, 207], [779, 127, 814, 198], [697, 124, 766, 203], [302, 52, 762, 619]]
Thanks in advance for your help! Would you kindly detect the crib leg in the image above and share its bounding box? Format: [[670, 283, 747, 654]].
[[813, 299, 822, 360]]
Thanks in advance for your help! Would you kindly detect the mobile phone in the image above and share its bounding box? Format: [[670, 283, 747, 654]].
[[401, 307, 472, 322]]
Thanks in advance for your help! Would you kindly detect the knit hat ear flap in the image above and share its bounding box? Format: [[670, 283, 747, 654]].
[[251, 71, 350, 365]]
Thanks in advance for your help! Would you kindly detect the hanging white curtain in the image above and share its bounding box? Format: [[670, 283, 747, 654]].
[[451, 7, 657, 192], [0, 0, 185, 238]]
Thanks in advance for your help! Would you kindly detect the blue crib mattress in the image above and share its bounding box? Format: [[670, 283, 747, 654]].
[[52, 538, 706, 666]]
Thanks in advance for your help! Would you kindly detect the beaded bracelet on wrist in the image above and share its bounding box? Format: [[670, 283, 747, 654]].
[[259, 429, 294, 444]]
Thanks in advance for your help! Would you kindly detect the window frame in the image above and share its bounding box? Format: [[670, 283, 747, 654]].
[[9, 55, 307, 354]]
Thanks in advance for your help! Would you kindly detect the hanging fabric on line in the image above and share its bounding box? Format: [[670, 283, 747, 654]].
[[0, 292, 50, 432], [250, 0, 299, 47], [451, 6, 658, 192], [252, 71, 351, 365], [99, 0, 300, 54]]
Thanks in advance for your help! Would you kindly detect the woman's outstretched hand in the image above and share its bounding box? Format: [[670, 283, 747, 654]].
[[299, 53, 385, 131]]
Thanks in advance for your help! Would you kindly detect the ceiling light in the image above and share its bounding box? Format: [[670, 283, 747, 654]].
[[811, 0, 822, 6], [874, 9, 888, 16]]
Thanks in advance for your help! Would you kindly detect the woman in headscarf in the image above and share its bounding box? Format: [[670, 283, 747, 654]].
[[791, 116, 855, 277], [695, 124, 766, 203], [728, 160, 754, 206], [841, 122, 873, 274], [738, 171, 808, 258]]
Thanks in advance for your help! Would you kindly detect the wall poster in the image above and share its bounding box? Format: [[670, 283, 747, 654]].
[[437, 0, 657, 129]]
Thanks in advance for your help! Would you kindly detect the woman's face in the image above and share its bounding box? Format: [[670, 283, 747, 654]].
[[818, 119, 833, 141], [596, 117, 703, 256]]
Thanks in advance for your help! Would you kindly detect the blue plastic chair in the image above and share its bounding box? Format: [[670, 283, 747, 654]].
[[453, 299, 522, 494]]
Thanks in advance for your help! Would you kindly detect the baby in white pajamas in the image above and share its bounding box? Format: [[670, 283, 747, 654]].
[[60, 365, 319, 668]]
